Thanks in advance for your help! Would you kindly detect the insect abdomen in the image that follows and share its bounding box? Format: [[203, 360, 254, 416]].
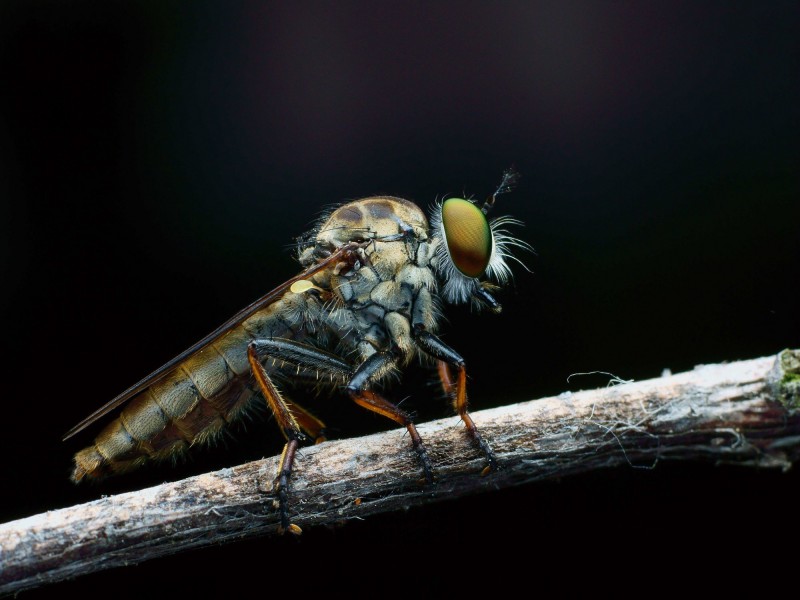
[[72, 280, 319, 483], [71, 330, 256, 482], [71, 293, 315, 482]]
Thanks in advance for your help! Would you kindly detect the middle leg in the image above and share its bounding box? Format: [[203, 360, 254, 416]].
[[345, 351, 433, 484]]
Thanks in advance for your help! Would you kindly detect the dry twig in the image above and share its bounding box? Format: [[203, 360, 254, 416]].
[[1, 349, 799, 595]]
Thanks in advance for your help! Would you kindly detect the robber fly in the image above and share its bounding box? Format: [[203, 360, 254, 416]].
[[64, 168, 529, 534]]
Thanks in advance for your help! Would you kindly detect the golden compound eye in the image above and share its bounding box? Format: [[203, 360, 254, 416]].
[[441, 198, 492, 278]]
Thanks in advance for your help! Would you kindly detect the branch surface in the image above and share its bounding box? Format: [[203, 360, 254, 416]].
[[2, 349, 799, 595]]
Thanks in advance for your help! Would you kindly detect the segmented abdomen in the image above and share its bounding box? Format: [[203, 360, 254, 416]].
[[71, 292, 317, 482]]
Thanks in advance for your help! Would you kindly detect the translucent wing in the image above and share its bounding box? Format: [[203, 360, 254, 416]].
[[62, 246, 353, 441]]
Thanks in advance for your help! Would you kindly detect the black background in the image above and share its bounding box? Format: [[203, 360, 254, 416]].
[[1, 1, 798, 596]]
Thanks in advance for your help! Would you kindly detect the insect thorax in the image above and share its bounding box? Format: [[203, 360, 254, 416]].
[[296, 196, 442, 366]]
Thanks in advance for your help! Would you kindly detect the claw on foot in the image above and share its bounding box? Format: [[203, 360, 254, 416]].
[[285, 523, 303, 536], [414, 445, 434, 485], [468, 427, 499, 475]]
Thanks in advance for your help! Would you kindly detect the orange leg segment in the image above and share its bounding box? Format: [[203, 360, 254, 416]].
[[247, 338, 353, 535], [286, 400, 327, 443], [420, 332, 498, 474], [437, 359, 456, 398], [247, 345, 305, 534], [350, 389, 433, 484], [346, 351, 434, 484]]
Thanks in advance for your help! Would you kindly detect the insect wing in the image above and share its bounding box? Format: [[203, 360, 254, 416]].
[[62, 246, 353, 441]]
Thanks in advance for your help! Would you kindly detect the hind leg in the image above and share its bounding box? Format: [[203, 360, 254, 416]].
[[247, 339, 353, 534]]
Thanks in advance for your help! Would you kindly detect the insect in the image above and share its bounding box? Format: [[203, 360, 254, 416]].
[[64, 168, 529, 534]]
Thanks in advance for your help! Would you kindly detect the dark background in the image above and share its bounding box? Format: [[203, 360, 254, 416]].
[[1, 1, 798, 596]]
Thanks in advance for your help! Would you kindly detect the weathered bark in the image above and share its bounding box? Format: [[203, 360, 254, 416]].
[[1, 349, 799, 596]]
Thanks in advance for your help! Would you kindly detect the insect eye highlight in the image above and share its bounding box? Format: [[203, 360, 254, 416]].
[[440, 198, 492, 278]]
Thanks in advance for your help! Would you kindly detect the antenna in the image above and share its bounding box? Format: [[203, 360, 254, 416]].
[[481, 166, 520, 215]]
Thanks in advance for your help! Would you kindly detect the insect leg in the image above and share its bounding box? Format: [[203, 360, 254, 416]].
[[247, 346, 303, 535], [247, 338, 352, 535], [346, 352, 434, 484], [437, 359, 456, 398], [250, 338, 352, 442], [285, 400, 327, 443], [414, 327, 499, 475]]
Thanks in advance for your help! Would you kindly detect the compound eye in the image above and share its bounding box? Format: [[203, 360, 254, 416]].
[[441, 198, 492, 278]]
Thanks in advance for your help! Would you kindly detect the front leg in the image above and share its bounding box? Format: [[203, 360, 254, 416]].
[[413, 326, 499, 474]]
